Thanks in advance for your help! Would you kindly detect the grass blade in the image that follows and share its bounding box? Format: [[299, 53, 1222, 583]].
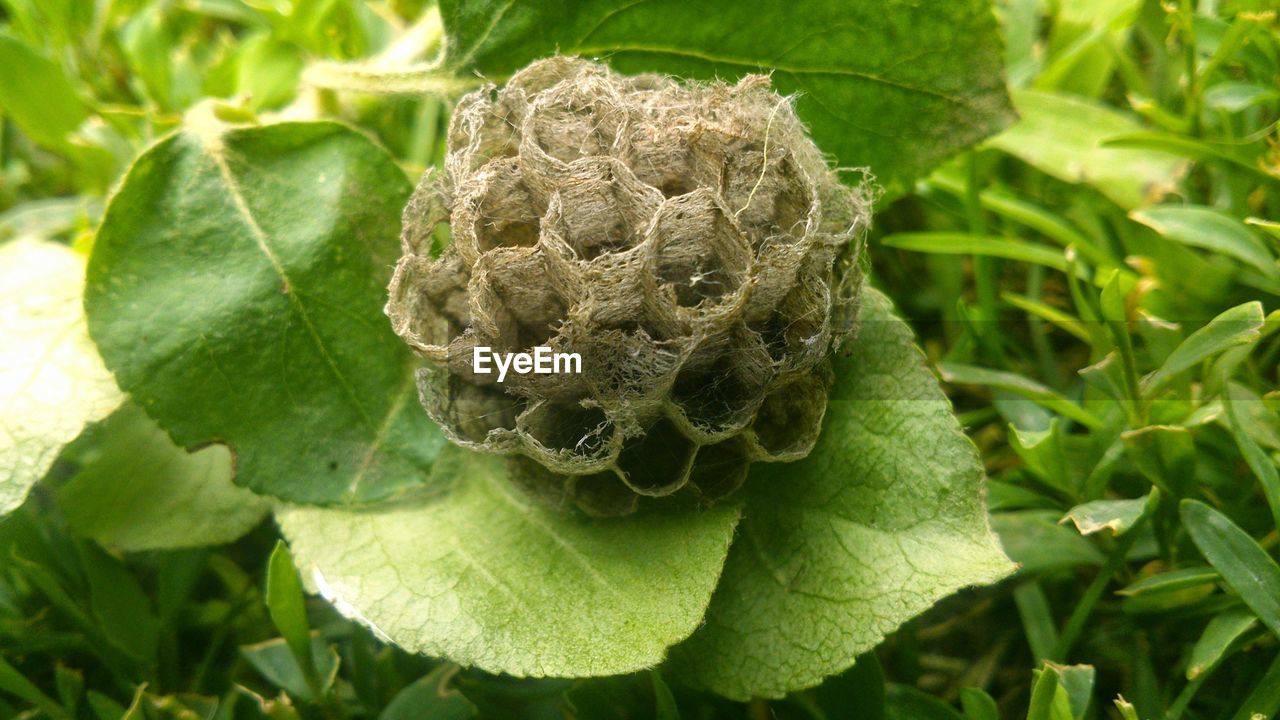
[[938, 363, 1103, 428], [882, 233, 1085, 278]]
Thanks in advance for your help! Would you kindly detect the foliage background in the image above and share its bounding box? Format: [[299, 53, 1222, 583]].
[[1, 0, 1279, 718]]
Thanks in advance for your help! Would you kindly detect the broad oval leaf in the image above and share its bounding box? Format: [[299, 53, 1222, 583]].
[[1, 239, 123, 516], [666, 288, 1014, 699], [276, 446, 742, 678], [438, 0, 1016, 197], [85, 119, 445, 505], [58, 403, 269, 551]]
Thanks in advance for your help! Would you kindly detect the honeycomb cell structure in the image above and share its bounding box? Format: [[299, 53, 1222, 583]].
[[387, 57, 873, 515]]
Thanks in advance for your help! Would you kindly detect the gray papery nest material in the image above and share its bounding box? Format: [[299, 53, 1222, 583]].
[[387, 57, 873, 515]]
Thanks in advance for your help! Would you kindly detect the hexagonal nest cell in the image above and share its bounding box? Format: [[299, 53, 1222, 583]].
[[387, 56, 874, 516]]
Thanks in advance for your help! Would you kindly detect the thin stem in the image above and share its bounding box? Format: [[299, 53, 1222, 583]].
[[967, 153, 1005, 364], [1051, 521, 1143, 662]]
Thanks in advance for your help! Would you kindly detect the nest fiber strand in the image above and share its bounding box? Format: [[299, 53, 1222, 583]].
[[388, 57, 872, 515]]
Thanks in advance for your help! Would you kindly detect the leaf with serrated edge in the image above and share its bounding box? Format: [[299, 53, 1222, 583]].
[[1, 240, 122, 516], [437, 0, 1015, 198], [666, 288, 1013, 699], [277, 446, 741, 677], [58, 403, 268, 551], [85, 118, 445, 504]]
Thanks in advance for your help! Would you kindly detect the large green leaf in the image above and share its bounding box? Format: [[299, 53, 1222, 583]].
[[58, 403, 269, 552], [1, 239, 123, 516], [85, 118, 445, 505], [666, 288, 1014, 699], [276, 446, 742, 677], [437, 0, 1016, 197]]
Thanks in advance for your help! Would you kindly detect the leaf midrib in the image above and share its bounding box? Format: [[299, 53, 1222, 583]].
[[202, 135, 378, 438]]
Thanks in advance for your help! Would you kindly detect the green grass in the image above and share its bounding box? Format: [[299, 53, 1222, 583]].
[[2, 0, 1279, 718]]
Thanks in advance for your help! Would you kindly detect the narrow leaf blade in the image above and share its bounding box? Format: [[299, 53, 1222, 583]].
[[1181, 500, 1280, 639]]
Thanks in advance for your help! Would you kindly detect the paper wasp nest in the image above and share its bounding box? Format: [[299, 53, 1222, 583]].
[[387, 57, 872, 515]]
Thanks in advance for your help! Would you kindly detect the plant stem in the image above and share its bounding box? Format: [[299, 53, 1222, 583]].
[[967, 153, 1004, 364], [1051, 522, 1143, 662]]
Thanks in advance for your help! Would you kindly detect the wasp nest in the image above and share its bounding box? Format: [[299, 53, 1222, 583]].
[[387, 57, 872, 515]]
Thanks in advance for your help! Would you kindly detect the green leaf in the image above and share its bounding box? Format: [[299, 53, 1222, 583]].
[[1, 240, 123, 516], [1113, 697, 1139, 720], [86, 690, 126, 720], [1009, 421, 1077, 496], [1230, 653, 1280, 720], [380, 665, 477, 720], [1026, 666, 1070, 720], [882, 233, 1076, 274], [1117, 566, 1219, 613], [1039, 661, 1090, 717], [57, 403, 269, 551], [0, 655, 69, 720], [1014, 582, 1059, 662], [1223, 383, 1280, 532], [240, 636, 340, 703], [1181, 500, 1280, 639], [0, 198, 99, 244], [84, 117, 445, 504], [1186, 607, 1257, 680], [666, 289, 1013, 699], [54, 665, 82, 715], [938, 363, 1103, 429], [650, 670, 680, 720], [1001, 293, 1092, 343], [77, 542, 161, 663], [1131, 206, 1278, 279], [1203, 82, 1280, 112], [267, 541, 320, 691], [1142, 302, 1264, 395], [236, 34, 305, 111], [1122, 426, 1195, 497], [993, 511, 1104, 573], [885, 684, 965, 720], [1103, 132, 1277, 184], [960, 688, 1000, 720], [276, 445, 741, 678], [1048, 664, 1095, 720], [1248, 217, 1280, 244], [0, 33, 88, 148], [1063, 497, 1148, 536], [437, 0, 1015, 196], [987, 89, 1186, 209]]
